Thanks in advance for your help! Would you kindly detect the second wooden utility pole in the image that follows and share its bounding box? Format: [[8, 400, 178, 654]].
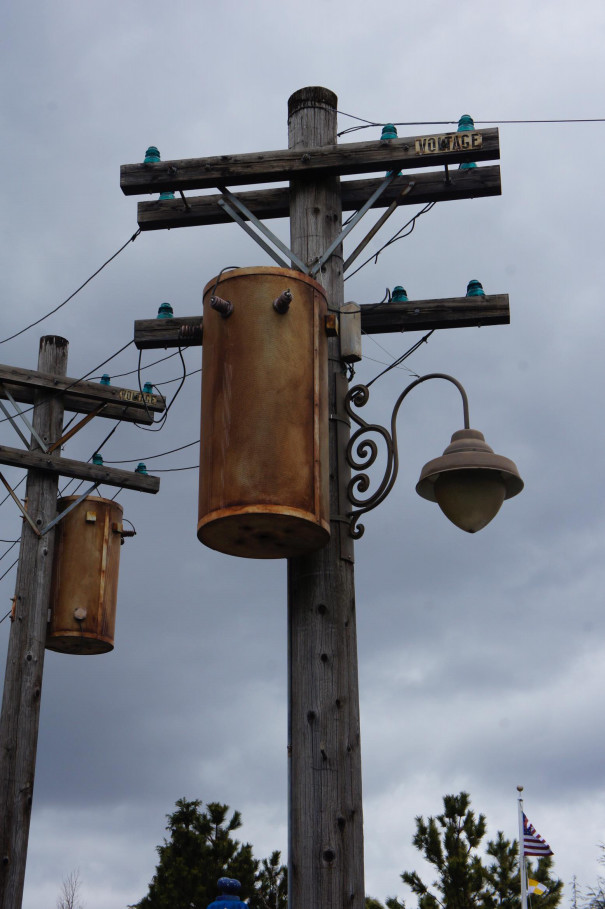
[[287, 87, 364, 909], [0, 336, 68, 909]]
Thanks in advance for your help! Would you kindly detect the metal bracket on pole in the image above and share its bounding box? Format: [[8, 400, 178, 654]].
[[217, 175, 399, 280], [0, 471, 41, 536], [343, 181, 415, 273], [47, 404, 106, 454], [0, 385, 49, 453], [40, 483, 99, 536], [309, 172, 398, 277], [217, 186, 310, 273]]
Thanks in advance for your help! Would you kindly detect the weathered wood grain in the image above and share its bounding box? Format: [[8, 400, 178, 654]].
[[287, 87, 365, 909], [133, 315, 203, 350], [0, 364, 165, 425], [360, 293, 510, 333], [0, 445, 160, 493], [133, 294, 508, 351], [121, 128, 499, 195], [135, 165, 501, 230], [0, 337, 69, 909]]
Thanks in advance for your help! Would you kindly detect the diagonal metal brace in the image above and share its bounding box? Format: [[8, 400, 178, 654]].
[[309, 172, 398, 277], [40, 483, 99, 536], [0, 384, 49, 453], [0, 471, 41, 536], [217, 186, 311, 273]]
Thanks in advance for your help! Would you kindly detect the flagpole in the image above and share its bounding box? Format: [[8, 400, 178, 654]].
[[517, 785, 528, 909]]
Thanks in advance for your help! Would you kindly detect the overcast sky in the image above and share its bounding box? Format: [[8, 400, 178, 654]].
[[1, 1, 604, 907]]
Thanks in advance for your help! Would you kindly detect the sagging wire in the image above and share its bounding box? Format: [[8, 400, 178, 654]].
[[344, 202, 436, 282], [365, 330, 435, 389], [103, 439, 200, 465], [0, 231, 141, 345], [335, 111, 605, 137], [0, 557, 19, 584], [59, 416, 125, 497], [94, 348, 185, 383], [0, 539, 20, 564], [134, 347, 188, 432], [155, 366, 201, 387]]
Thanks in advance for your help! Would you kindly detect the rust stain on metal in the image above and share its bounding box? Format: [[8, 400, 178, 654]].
[[198, 267, 330, 558], [46, 496, 124, 654]]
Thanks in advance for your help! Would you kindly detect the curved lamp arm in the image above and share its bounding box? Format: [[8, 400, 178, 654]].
[[344, 373, 470, 539]]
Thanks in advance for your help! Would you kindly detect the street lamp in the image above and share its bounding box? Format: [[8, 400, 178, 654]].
[[344, 373, 523, 537]]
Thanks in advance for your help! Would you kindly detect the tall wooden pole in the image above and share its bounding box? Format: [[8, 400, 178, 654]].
[[0, 335, 69, 909], [287, 88, 364, 909]]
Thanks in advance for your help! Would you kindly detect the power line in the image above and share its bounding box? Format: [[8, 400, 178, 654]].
[[344, 201, 436, 281], [0, 231, 141, 345], [336, 111, 605, 137], [103, 439, 199, 464]]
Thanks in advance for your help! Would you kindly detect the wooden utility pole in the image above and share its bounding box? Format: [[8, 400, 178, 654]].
[[0, 338, 163, 909], [121, 85, 510, 909], [0, 336, 68, 909], [286, 87, 363, 909]]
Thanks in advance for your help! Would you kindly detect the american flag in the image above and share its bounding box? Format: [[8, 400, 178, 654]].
[[523, 813, 553, 856]]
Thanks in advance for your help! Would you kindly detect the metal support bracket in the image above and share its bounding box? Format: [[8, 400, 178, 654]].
[[343, 181, 415, 272], [218, 173, 397, 281], [47, 404, 106, 454], [0, 471, 42, 536], [40, 483, 99, 536], [217, 186, 310, 273], [0, 384, 49, 453], [309, 172, 398, 277]]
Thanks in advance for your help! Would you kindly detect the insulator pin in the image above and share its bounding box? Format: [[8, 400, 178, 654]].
[[210, 295, 233, 318], [273, 289, 293, 314]]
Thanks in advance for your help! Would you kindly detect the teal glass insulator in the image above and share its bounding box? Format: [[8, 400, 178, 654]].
[[391, 286, 408, 302], [159, 191, 175, 200], [157, 302, 174, 319], [92, 452, 103, 466], [135, 462, 148, 475], [143, 382, 153, 394], [144, 146, 161, 164], [466, 279, 485, 297], [458, 114, 477, 169], [100, 373, 111, 386], [381, 123, 398, 141]]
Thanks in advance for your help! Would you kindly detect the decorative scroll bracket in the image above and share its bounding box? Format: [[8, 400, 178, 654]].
[[344, 374, 470, 539]]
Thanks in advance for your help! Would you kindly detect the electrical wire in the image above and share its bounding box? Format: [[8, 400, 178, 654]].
[[93, 348, 186, 382], [134, 348, 188, 432], [103, 439, 200, 464], [0, 557, 19, 584], [0, 539, 20, 563], [151, 465, 198, 472], [335, 112, 605, 137], [344, 202, 436, 281], [155, 367, 201, 387], [0, 231, 141, 345], [365, 330, 434, 389]]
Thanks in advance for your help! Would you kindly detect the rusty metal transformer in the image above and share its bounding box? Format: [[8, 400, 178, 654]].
[[46, 496, 124, 654], [198, 267, 330, 558]]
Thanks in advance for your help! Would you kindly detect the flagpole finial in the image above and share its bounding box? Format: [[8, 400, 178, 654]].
[[517, 785, 524, 792]]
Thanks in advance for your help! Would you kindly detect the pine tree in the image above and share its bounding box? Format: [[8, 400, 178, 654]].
[[396, 792, 562, 909], [136, 799, 259, 909], [401, 792, 487, 909]]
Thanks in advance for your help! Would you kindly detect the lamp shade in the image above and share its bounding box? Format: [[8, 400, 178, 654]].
[[416, 428, 523, 532]]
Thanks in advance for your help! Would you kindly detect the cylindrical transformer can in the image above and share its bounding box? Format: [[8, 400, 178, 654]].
[[46, 496, 124, 654], [198, 266, 330, 558]]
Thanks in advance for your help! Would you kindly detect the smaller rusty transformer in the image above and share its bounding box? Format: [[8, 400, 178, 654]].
[[46, 496, 125, 654]]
